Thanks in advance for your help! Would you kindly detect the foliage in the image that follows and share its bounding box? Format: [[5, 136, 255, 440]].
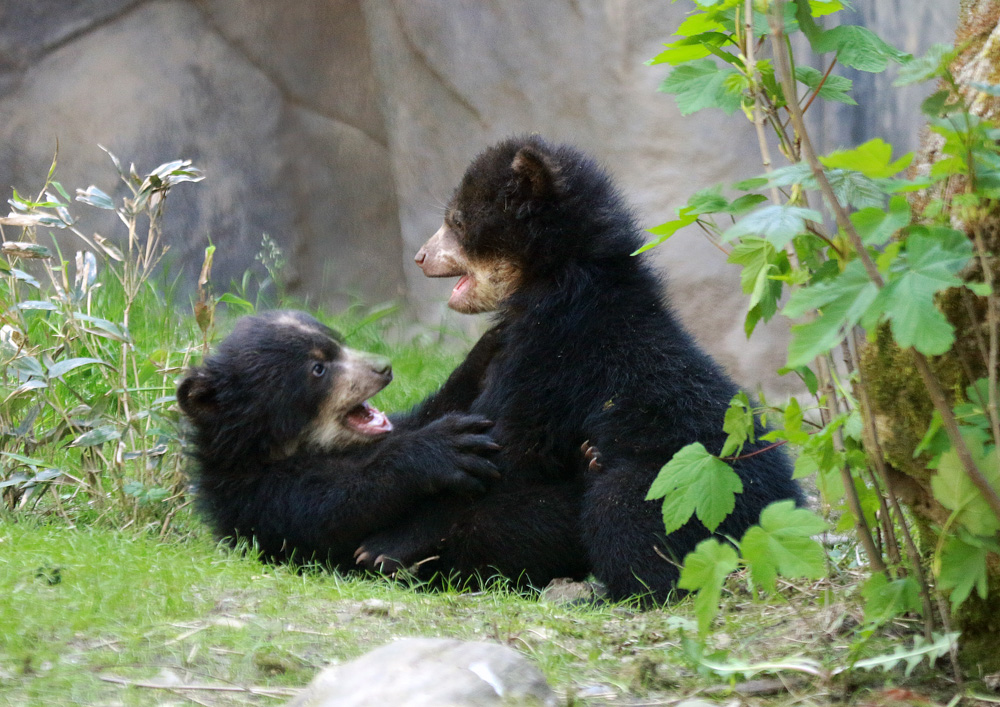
[[0, 151, 462, 531], [647, 0, 999, 676], [1, 150, 205, 527]]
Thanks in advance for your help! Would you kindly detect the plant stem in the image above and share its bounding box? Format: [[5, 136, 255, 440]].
[[768, 4, 883, 287], [745, 0, 782, 206], [816, 353, 888, 575], [850, 331, 935, 639], [971, 225, 1000, 448], [911, 350, 1000, 520]]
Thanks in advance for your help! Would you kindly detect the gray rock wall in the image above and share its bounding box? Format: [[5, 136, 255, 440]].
[[0, 0, 403, 304], [0, 0, 958, 395]]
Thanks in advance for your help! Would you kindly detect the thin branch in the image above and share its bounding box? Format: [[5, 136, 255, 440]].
[[800, 57, 838, 116], [722, 439, 788, 463]]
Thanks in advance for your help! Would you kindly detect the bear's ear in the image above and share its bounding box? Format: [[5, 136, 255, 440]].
[[511, 146, 562, 200], [176, 368, 218, 421]]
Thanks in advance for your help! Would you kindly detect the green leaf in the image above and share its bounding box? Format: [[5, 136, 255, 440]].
[[0, 451, 57, 468], [723, 205, 822, 249], [678, 538, 740, 637], [74, 185, 114, 210], [779, 397, 811, 445], [659, 59, 742, 116], [740, 500, 827, 593], [921, 89, 953, 118], [733, 176, 769, 192], [675, 12, 727, 36], [646, 442, 744, 534], [686, 186, 730, 214], [218, 293, 255, 313], [848, 633, 959, 677], [636, 212, 699, 254], [70, 425, 121, 448], [725, 193, 768, 214], [47, 357, 108, 379], [936, 533, 998, 609], [72, 313, 131, 342], [914, 411, 948, 459], [763, 162, 884, 209], [808, 0, 843, 16], [824, 168, 886, 209], [894, 43, 954, 87], [862, 574, 921, 625], [930, 433, 1000, 536], [648, 32, 732, 66], [797, 7, 909, 73], [878, 226, 973, 355], [51, 181, 71, 202], [720, 392, 754, 458], [850, 195, 910, 246], [16, 300, 58, 311], [819, 138, 913, 179], [727, 237, 787, 333], [728, 237, 777, 295], [784, 261, 879, 368], [795, 65, 856, 105]]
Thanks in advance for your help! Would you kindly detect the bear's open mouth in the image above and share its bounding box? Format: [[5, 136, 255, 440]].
[[345, 400, 393, 436], [449, 273, 473, 306]]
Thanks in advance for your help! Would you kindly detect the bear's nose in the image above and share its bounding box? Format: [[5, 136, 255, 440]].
[[414, 249, 426, 266], [371, 357, 392, 378]]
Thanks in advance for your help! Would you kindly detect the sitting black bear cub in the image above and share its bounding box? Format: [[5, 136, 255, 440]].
[[177, 310, 499, 567], [357, 135, 804, 602]]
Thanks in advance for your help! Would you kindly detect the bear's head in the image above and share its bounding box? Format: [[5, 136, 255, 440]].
[[415, 135, 640, 314], [177, 311, 393, 461]]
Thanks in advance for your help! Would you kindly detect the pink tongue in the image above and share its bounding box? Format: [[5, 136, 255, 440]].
[[452, 275, 471, 298], [347, 402, 393, 435]]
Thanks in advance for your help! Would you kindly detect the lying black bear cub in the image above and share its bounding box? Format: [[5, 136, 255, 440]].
[[176, 310, 499, 567]]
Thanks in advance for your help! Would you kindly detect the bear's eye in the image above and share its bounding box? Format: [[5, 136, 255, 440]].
[[311, 362, 326, 378], [450, 211, 464, 231]]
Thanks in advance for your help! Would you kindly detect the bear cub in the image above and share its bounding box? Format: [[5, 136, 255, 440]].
[[358, 135, 804, 602], [177, 310, 499, 568]]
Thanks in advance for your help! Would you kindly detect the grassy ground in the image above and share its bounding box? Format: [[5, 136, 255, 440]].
[[0, 271, 968, 706], [1, 517, 962, 707], [0, 306, 971, 706]]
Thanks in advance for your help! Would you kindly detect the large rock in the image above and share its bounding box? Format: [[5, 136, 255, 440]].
[[0, 0, 402, 306], [286, 638, 558, 707], [0, 0, 959, 395], [361, 0, 800, 394]]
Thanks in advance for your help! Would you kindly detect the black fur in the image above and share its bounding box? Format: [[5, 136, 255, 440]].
[[363, 136, 803, 601], [177, 310, 499, 569]]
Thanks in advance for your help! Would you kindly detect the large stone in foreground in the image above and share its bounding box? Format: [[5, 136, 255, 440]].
[[287, 637, 558, 707]]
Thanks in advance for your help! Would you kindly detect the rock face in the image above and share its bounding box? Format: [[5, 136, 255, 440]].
[[286, 638, 558, 707], [0, 0, 957, 394], [0, 0, 403, 305]]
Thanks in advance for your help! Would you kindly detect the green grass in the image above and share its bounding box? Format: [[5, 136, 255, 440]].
[[0, 163, 964, 705], [1, 520, 951, 707], [0, 521, 642, 705]]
